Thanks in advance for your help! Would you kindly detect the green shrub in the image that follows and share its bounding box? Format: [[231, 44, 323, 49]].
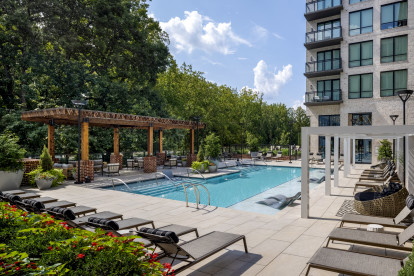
[[0, 203, 169, 275], [197, 143, 205, 162], [191, 160, 209, 171], [204, 133, 221, 159], [378, 139, 392, 162], [40, 146, 54, 171], [0, 133, 26, 172], [246, 132, 259, 152]]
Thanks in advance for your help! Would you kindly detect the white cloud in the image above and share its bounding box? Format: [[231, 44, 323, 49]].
[[201, 56, 223, 66], [253, 60, 293, 102], [160, 11, 251, 55], [238, 57, 248, 60], [272, 32, 284, 40], [253, 24, 269, 40], [292, 95, 305, 109]]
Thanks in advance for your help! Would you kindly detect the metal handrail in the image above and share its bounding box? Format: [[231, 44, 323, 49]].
[[181, 182, 211, 208], [305, 59, 342, 73], [305, 90, 342, 103], [305, 0, 342, 14], [305, 26, 342, 43]]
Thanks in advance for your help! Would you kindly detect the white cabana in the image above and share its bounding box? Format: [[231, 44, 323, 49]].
[[301, 125, 414, 218]]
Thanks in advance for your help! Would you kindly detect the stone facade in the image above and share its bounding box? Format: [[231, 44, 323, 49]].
[[305, 0, 414, 163], [110, 154, 123, 170], [144, 156, 157, 173]]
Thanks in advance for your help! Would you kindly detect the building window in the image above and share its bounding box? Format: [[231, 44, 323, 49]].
[[317, 79, 341, 101], [349, 41, 373, 67], [319, 115, 340, 126], [380, 70, 407, 97], [349, 73, 373, 99], [350, 0, 368, 4], [351, 113, 372, 125], [381, 35, 407, 63], [317, 19, 341, 40], [381, 1, 408, 30], [317, 49, 341, 71], [349, 8, 373, 36]]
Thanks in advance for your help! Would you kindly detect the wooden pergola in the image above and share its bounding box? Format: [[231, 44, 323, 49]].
[[21, 108, 205, 171]]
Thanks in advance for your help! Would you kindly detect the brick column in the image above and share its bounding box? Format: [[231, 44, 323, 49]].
[[156, 152, 166, 166], [76, 160, 94, 182], [144, 156, 157, 173], [186, 154, 197, 167], [110, 154, 123, 170], [22, 159, 40, 186]]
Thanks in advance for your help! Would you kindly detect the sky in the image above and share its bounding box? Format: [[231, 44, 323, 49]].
[[148, 0, 306, 108]]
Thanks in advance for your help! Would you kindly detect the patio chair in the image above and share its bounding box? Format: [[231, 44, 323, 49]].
[[127, 159, 134, 170], [164, 158, 177, 169], [326, 220, 414, 252], [250, 152, 258, 160], [264, 152, 273, 161], [93, 159, 104, 175], [137, 228, 248, 274], [103, 163, 120, 176], [340, 205, 413, 229], [272, 151, 283, 162], [306, 247, 407, 276]]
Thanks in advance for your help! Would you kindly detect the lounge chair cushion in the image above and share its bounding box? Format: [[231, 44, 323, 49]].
[[49, 207, 76, 220], [88, 217, 120, 230], [1, 193, 22, 203], [381, 182, 402, 197], [406, 195, 414, 210], [140, 227, 179, 243], [354, 191, 382, 201], [22, 199, 45, 211]]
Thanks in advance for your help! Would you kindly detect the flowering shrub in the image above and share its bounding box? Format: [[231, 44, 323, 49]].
[[0, 202, 174, 275]]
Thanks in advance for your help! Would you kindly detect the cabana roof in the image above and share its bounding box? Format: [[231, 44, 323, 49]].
[[21, 108, 205, 130]]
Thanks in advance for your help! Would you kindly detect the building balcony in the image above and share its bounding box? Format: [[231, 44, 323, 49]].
[[304, 90, 343, 106], [305, 0, 343, 21], [304, 27, 342, 50], [304, 59, 342, 78]]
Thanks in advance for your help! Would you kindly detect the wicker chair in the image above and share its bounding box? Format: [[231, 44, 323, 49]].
[[354, 186, 408, 218]]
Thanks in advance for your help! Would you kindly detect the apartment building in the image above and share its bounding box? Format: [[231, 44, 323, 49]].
[[304, 0, 414, 164]]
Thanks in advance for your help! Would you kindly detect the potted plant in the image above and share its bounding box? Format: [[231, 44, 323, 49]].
[[191, 161, 205, 173], [0, 133, 26, 191], [28, 146, 65, 190], [208, 161, 217, 173], [182, 158, 187, 167], [71, 167, 77, 179], [377, 139, 392, 163]]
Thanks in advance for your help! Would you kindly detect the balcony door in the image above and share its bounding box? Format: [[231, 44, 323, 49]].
[[317, 79, 340, 101], [317, 19, 340, 41]]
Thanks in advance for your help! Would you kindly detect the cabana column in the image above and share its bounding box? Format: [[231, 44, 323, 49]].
[[110, 127, 123, 169], [81, 119, 89, 161], [47, 120, 55, 160], [187, 128, 197, 168], [325, 136, 331, 196], [344, 138, 350, 177], [301, 128, 310, 218], [334, 136, 339, 187], [352, 139, 356, 167], [144, 125, 156, 173], [156, 129, 166, 166]]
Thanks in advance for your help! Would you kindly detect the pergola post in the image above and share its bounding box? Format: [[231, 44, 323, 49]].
[[334, 136, 339, 187], [352, 139, 356, 167], [81, 119, 89, 161], [344, 138, 350, 177], [301, 129, 310, 219], [147, 125, 154, 156], [47, 120, 55, 160], [113, 128, 119, 155], [325, 136, 331, 196], [159, 129, 163, 153], [190, 129, 195, 154]]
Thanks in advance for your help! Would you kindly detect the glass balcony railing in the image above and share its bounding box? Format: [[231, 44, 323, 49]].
[[306, 0, 342, 14], [305, 59, 342, 74], [305, 26, 342, 44], [305, 90, 342, 104]]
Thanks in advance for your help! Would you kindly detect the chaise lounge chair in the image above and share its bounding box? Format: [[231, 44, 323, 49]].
[[340, 205, 413, 229], [326, 221, 414, 252], [353, 171, 399, 194], [306, 247, 408, 276], [137, 228, 248, 274]]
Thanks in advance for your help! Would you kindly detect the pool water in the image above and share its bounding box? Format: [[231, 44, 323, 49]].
[[103, 166, 325, 209]]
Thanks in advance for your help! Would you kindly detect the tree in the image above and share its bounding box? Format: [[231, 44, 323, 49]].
[[377, 139, 392, 162], [204, 133, 221, 159]]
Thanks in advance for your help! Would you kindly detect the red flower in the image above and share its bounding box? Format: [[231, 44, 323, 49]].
[[48, 246, 53, 251], [76, 254, 85, 259], [15, 267, 20, 271], [91, 242, 97, 246]]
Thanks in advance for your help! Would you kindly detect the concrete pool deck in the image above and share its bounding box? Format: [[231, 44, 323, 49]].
[[23, 160, 401, 275]]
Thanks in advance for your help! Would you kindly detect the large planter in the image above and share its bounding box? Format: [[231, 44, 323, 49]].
[[35, 178, 55, 190], [208, 165, 217, 173], [0, 170, 24, 191]]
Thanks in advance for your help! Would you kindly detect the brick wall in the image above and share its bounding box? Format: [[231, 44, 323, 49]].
[[110, 154, 123, 170], [156, 152, 166, 166], [76, 160, 94, 182], [186, 154, 197, 167], [22, 159, 40, 186]]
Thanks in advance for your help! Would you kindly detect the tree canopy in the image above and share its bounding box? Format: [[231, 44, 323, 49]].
[[0, 0, 309, 157]]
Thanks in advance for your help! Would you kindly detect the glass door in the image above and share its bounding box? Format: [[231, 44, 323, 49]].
[[355, 139, 372, 164]]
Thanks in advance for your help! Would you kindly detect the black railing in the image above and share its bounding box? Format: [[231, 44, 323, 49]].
[[306, 0, 342, 14], [305, 59, 342, 73], [305, 90, 342, 103], [305, 26, 342, 44]]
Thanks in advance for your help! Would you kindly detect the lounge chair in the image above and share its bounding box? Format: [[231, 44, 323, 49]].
[[137, 228, 248, 274], [164, 158, 177, 169], [103, 163, 120, 176], [306, 247, 408, 276], [353, 171, 398, 194], [93, 159, 104, 175], [340, 205, 413, 229], [326, 221, 414, 252], [273, 151, 283, 162], [264, 152, 273, 161]]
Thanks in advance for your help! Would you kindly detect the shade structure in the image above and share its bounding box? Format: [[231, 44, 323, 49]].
[[301, 125, 414, 218]]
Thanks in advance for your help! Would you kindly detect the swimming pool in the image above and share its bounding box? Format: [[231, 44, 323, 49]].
[[103, 166, 325, 209]]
